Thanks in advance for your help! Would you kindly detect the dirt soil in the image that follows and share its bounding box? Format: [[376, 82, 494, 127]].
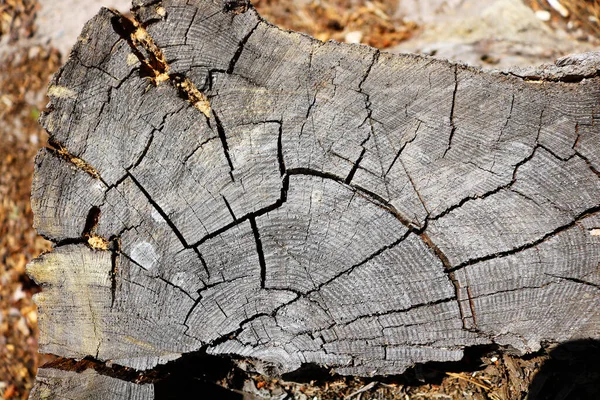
[[0, 44, 58, 399], [0, 0, 598, 399]]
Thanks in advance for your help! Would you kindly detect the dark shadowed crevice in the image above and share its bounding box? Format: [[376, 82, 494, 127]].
[[40, 350, 245, 399], [420, 232, 473, 330], [448, 204, 600, 273], [575, 150, 600, 177], [127, 173, 188, 248], [127, 172, 210, 277], [275, 120, 285, 176], [109, 237, 120, 308], [497, 92, 515, 142], [357, 50, 379, 92], [50, 206, 109, 250], [182, 136, 219, 165], [212, 110, 236, 181], [182, 276, 253, 329], [109, 12, 169, 83], [190, 172, 290, 247], [320, 295, 457, 329], [110, 9, 213, 119], [442, 64, 459, 158], [118, 249, 199, 302], [182, 7, 199, 45], [528, 339, 600, 399], [545, 273, 600, 290], [52, 236, 87, 248], [129, 131, 154, 171], [348, 50, 378, 185], [466, 285, 478, 328], [157, 276, 195, 300], [400, 159, 430, 220], [169, 72, 212, 116], [82, 206, 102, 237], [287, 167, 420, 231], [429, 119, 544, 222], [227, 21, 259, 74], [183, 296, 202, 326], [282, 343, 504, 386], [385, 120, 420, 177], [345, 147, 366, 184], [222, 195, 237, 221], [249, 216, 267, 289]]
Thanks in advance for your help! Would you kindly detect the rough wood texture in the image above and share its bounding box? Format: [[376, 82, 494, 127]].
[[29, 0, 600, 395], [29, 368, 153, 400]]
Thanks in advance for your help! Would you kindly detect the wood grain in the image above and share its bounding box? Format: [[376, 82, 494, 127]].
[[29, 0, 600, 395]]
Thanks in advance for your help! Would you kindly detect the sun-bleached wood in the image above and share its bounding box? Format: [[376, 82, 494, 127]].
[[29, 368, 153, 400], [29, 0, 600, 396]]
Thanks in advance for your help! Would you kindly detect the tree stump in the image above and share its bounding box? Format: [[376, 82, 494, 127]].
[[28, 0, 600, 397]]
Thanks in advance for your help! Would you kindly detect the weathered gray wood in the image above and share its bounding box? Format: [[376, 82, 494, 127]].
[[29, 368, 153, 400], [29, 0, 600, 395]]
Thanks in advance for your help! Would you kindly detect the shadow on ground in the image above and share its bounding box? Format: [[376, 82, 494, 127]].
[[527, 339, 600, 400], [148, 339, 600, 399]]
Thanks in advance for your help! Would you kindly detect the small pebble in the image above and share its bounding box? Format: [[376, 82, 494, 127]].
[[345, 31, 363, 44], [535, 10, 551, 22]]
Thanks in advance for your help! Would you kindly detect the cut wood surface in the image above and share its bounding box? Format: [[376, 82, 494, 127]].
[[29, 367, 153, 400], [29, 0, 600, 396]]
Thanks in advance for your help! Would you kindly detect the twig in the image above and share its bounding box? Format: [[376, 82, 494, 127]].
[[344, 381, 377, 399], [446, 372, 504, 400], [446, 371, 492, 391]]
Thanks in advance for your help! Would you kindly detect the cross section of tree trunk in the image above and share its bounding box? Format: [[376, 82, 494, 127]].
[[29, 0, 600, 397]]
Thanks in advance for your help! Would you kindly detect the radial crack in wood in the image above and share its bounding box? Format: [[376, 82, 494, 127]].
[[29, 0, 600, 396]]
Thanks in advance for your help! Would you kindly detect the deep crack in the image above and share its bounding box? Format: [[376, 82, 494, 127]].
[[448, 205, 600, 273], [249, 216, 267, 289], [442, 64, 459, 158]]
